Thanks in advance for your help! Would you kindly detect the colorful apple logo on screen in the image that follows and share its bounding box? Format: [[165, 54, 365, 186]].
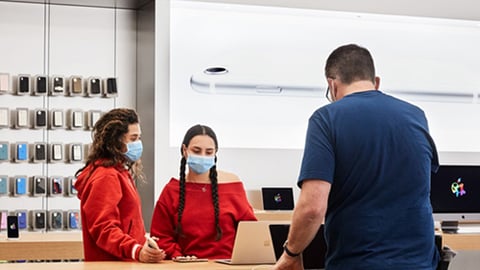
[[451, 177, 466, 197], [274, 193, 283, 203]]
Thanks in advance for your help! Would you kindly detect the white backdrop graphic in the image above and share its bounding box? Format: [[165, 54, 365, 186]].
[[170, 1, 480, 151]]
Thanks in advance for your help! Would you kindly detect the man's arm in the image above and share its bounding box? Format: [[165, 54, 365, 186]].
[[273, 179, 331, 270]]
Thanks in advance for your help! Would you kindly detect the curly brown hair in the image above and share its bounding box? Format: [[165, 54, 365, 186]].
[[75, 108, 145, 182]]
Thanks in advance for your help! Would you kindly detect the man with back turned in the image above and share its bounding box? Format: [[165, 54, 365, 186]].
[[274, 44, 439, 270]]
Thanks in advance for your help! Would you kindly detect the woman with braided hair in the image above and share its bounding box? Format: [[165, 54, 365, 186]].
[[150, 124, 257, 259], [74, 108, 166, 262]]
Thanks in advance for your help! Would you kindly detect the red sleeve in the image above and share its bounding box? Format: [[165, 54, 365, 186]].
[[236, 183, 258, 222], [150, 181, 183, 259], [82, 170, 139, 260]]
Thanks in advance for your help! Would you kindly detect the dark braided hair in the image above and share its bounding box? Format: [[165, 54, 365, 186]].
[[75, 108, 145, 182], [176, 124, 222, 241]]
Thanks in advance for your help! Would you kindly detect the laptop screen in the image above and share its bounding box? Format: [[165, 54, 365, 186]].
[[262, 187, 294, 210], [269, 224, 326, 269]]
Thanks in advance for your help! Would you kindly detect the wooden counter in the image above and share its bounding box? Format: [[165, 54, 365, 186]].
[[0, 260, 272, 270], [442, 233, 480, 251], [0, 217, 478, 264], [0, 232, 83, 261]]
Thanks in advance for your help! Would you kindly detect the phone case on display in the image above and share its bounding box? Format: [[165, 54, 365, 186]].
[[0, 211, 7, 230], [34, 75, 47, 95], [16, 108, 29, 128], [32, 176, 46, 196], [31, 211, 46, 230], [17, 75, 31, 95], [14, 176, 27, 196], [34, 109, 47, 128], [15, 142, 28, 162], [50, 109, 64, 129], [0, 107, 9, 127], [87, 77, 102, 96], [49, 176, 63, 196], [49, 210, 63, 230], [50, 143, 63, 162], [103, 77, 118, 97], [88, 110, 102, 129], [69, 76, 83, 96], [0, 142, 9, 161], [0, 73, 10, 94], [7, 216, 19, 238], [32, 143, 46, 162], [67, 211, 81, 230], [50, 76, 65, 95], [70, 110, 84, 129], [69, 143, 83, 162], [0, 176, 8, 195], [67, 176, 78, 196], [15, 210, 28, 230]]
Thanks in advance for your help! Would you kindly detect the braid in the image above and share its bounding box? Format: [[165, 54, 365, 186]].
[[210, 156, 222, 241], [175, 157, 187, 238]]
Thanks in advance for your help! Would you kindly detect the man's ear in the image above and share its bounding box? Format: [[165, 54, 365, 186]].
[[374, 76, 380, 90]]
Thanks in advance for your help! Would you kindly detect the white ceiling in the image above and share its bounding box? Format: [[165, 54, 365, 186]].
[[186, 0, 480, 21], [4, 0, 480, 20], [0, 0, 152, 9]]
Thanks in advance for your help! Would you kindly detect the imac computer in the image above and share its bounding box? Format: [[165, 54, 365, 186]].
[[430, 165, 480, 222]]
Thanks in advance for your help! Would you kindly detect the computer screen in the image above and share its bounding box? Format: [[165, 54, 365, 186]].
[[430, 165, 480, 221], [262, 187, 294, 211]]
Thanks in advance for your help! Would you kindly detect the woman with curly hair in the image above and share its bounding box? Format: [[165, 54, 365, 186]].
[[75, 108, 165, 262]]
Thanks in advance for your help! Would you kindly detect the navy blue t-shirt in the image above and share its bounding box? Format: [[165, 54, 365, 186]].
[[298, 90, 439, 270]]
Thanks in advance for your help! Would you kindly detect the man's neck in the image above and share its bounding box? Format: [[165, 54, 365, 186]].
[[339, 80, 377, 99]]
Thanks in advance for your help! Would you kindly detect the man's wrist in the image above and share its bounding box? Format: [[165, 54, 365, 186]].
[[283, 240, 301, 257]]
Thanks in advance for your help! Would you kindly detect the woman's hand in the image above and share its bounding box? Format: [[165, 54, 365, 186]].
[[138, 239, 166, 263]]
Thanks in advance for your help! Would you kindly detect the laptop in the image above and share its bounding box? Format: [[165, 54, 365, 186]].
[[269, 224, 327, 270], [215, 221, 278, 265], [262, 187, 294, 210]]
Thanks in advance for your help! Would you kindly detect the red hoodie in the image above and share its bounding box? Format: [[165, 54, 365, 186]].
[[150, 178, 257, 259], [75, 161, 145, 261]]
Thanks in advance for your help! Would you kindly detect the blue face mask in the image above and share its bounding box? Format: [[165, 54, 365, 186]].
[[187, 154, 215, 174], [124, 140, 143, 162]]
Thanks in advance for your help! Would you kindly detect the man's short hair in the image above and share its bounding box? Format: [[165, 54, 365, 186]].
[[325, 44, 376, 85]]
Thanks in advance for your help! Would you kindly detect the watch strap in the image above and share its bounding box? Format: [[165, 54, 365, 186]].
[[283, 240, 301, 257]]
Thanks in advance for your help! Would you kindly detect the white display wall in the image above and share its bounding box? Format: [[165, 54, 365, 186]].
[[169, 1, 480, 151], [0, 2, 137, 232]]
